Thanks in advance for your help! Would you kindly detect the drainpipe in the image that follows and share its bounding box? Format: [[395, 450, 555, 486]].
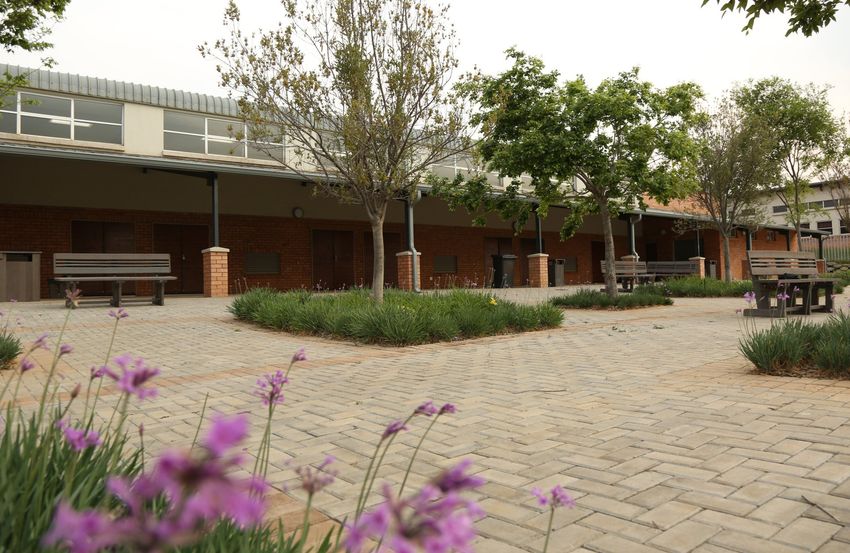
[[209, 172, 220, 247], [817, 233, 824, 259], [628, 214, 642, 259], [534, 205, 543, 254], [404, 192, 421, 293], [745, 229, 753, 251]]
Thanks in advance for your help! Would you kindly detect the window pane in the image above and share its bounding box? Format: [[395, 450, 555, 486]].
[[75, 99, 122, 124], [0, 111, 15, 133], [817, 221, 833, 232], [164, 111, 204, 134], [208, 118, 244, 139], [20, 93, 71, 117], [20, 114, 71, 138], [208, 138, 245, 157], [164, 131, 204, 153], [0, 95, 15, 110], [823, 199, 837, 208], [247, 142, 283, 160], [772, 205, 787, 214], [74, 121, 122, 144]]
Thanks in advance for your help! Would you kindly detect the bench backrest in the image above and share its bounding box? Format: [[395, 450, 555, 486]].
[[646, 261, 698, 275], [747, 250, 818, 278], [600, 260, 648, 275], [54, 253, 172, 276]]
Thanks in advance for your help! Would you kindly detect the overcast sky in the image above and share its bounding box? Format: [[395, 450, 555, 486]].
[[4, 0, 850, 117]]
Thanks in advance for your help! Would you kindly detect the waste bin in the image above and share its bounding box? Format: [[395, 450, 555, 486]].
[[491, 254, 517, 288], [554, 259, 566, 286], [708, 260, 717, 279], [0, 251, 42, 302]]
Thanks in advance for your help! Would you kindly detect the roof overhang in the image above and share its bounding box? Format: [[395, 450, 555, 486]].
[[627, 207, 831, 235]]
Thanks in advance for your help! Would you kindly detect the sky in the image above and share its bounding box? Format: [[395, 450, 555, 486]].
[[4, 0, 850, 117]]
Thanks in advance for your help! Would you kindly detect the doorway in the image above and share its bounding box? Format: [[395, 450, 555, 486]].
[[71, 220, 136, 296], [153, 224, 208, 294], [591, 240, 605, 283], [484, 237, 514, 287], [312, 230, 355, 290], [364, 232, 401, 288]]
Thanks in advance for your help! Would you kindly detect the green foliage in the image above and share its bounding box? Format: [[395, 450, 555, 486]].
[[0, 329, 22, 369], [740, 313, 850, 375], [636, 277, 755, 297], [551, 289, 673, 310], [704, 0, 848, 36], [233, 288, 563, 345]]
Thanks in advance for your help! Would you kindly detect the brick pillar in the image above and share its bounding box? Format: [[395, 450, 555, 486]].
[[527, 253, 549, 288], [202, 247, 230, 297], [689, 256, 706, 279], [396, 251, 421, 291], [817, 259, 827, 274]]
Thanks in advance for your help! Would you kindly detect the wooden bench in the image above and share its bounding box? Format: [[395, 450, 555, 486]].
[[646, 260, 699, 279], [745, 251, 834, 317], [53, 253, 177, 307], [600, 260, 655, 292]]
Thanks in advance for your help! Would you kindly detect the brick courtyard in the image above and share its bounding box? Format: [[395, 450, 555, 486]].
[[5, 290, 850, 552]]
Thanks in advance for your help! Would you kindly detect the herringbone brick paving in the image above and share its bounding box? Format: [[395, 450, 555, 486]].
[[5, 289, 850, 552]]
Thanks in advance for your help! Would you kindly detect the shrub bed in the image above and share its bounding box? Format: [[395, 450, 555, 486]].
[[551, 289, 672, 310], [230, 288, 563, 345], [740, 313, 850, 377], [0, 331, 21, 370], [637, 275, 844, 298]]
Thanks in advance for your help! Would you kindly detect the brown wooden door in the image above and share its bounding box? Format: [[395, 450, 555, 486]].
[[364, 232, 401, 288], [153, 224, 208, 294], [71, 221, 135, 296], [311, 230, 355, 290], [591, 241, 605, 283], [484, 237, 514, 287]]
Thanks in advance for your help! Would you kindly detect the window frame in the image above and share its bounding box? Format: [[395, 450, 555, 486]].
[[0, 91, 124, 145], [163, 110, 285, 161]]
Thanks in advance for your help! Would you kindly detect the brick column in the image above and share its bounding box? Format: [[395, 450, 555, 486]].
[[689, 256, 706, 279], [817, 259, 827, 274], [527, 253, 549, 288], [202, 247, 230, 297], [396, 251, 421, 291]]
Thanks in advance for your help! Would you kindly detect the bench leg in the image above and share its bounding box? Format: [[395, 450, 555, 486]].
[[153, 281, 165, 306], [111, 282, 123, 308]]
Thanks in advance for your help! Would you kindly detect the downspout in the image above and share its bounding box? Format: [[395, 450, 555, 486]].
[[628, 214, 642, 259], [404, 191, 421, 293]]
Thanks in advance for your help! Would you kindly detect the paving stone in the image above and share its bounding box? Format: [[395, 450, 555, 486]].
[[709, 530, 807, 553], [636, 501, 701, 531], [773, 518, 841, 550], [808, 462, 850, 484], [650, 520, 719, 553], [749, 498, 809, 525]]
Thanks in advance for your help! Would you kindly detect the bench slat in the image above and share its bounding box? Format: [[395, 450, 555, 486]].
[[54, 253, 173, 276]]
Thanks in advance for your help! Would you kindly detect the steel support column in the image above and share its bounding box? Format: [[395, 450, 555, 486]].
[[745, 229, 752, 251], [818, 234, 824, 259], [534, 206, 543, 254], [785, 230, 792, 251], [209, 172, 220, 247], [404, 198, 420, 293]]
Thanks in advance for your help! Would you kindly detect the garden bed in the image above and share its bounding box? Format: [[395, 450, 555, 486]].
[[230, 288, 563, 346], [636, 275, 844, 298], [550, 289, 672, 310]]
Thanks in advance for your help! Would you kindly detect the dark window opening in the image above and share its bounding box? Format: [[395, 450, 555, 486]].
[[245, 252, 280, 275], [433, 255, 457, 274]]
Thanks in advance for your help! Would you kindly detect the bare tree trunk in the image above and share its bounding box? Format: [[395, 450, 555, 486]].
[[599, 202, 618, 298], [369, 215, 386, 303], [722, 233, 733, 283]]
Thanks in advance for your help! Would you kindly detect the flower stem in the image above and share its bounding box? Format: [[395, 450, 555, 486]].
[[398, 415, 440, 497], [190, 393, 210, 451], [297, 492, 313, 553], [542, 506, 555, 553], [85, 317, 121, 425], [36, 309, 72, 427]]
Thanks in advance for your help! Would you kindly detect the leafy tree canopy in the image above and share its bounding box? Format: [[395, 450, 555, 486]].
[[703, 0, 848, 36]]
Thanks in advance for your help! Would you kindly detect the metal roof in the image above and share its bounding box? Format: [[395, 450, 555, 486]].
[[0, 63, 240, 117]]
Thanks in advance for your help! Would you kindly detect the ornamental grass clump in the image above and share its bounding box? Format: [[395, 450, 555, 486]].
[[231, 288, 563, 345], [0, 303, 22, 369], [551, 288, 672, 310]]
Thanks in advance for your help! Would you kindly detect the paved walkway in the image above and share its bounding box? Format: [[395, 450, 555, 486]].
[[4, 292, 850, 553]]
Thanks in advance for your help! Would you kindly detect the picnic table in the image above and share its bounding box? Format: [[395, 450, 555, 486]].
[[744, 250, 835, 317]]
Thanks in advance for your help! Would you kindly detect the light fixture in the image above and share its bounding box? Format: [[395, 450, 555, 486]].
[[292, 207, 304, 219]]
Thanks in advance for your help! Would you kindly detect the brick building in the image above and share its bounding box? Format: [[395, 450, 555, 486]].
[[0, 65, 822, 299]]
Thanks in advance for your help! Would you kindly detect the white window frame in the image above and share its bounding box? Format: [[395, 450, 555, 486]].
[[1, 91, 124, 145], [163, 111, 285, 162]]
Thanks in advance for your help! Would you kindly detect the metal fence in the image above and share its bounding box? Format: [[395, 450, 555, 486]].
[[801, 234, 850, 262]]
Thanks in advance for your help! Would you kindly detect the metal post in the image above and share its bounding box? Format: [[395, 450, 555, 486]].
[[534, 206, 543, 254], [209, 172, 220, 247], [405, 198, 420, 293], [785, 229, 791, 251], [818, 234, 824, 259], [745, 229, 752, 251]]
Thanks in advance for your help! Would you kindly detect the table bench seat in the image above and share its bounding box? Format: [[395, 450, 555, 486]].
[[745, 251, 834, 317]]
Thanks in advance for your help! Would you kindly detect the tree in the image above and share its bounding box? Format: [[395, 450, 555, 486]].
[[434, 50, 703, 298], [824, 124, 850, 233], [690, 99, 779, 281], [0, 0, 70, 105], [204, 0, 470, 301], [703, 0, 849, 36], [733, 77, 839, 249]]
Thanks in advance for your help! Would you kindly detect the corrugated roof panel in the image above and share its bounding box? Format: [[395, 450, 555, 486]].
[[0, 63, 240, 117]]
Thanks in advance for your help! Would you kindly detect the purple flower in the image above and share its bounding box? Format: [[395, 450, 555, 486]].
[[292, 347, 307, 362], [203, 413, 248, 457], [295, 455, 337, 495], [743, 291, 756, 304], [108, 307, 129, 319], [735, 308, 743, 314], [253, 370, 287, 407], [532, 485, 576, 509], [59, 344, 73, 356], [104, 354, 159, 401], [42, 502, 113, 553], [65, 288, 82, 307], [382, 420, 408, 439], [433, 459, 486, 493], [777, 291, 790, 301], [56, 419, 102, 452], [20, 357, 35, 373], [415, 400, 439, 416], [33, 333, 49, 350], [439, 403, 457, 415]]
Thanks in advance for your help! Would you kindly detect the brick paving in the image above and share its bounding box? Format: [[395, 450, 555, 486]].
[[4, 290, 850, 552]]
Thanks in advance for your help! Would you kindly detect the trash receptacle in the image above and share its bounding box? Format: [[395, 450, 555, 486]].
[[708, 260, 717, 279], [554, 259, 566, 286], [0, 251, 42, 302], [492, 254, 517, 288]]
